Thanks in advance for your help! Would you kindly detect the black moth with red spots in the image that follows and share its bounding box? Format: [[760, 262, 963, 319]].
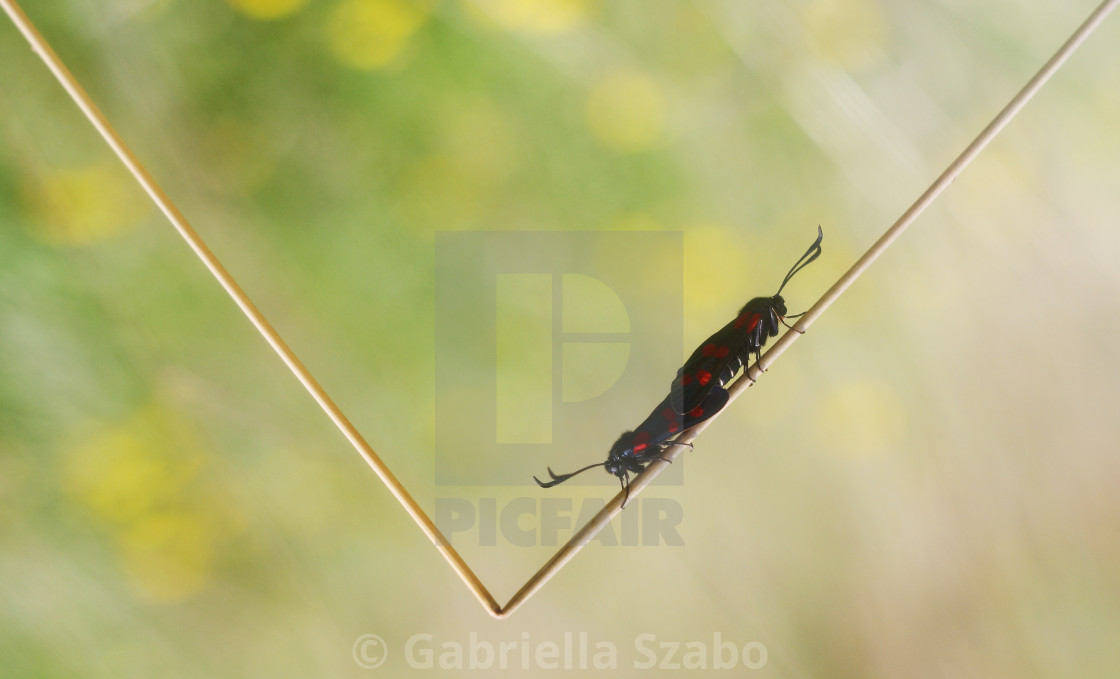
[[533, 386, 730, 506], [534, 227, 822, 507], [670, 227, 823, 416]]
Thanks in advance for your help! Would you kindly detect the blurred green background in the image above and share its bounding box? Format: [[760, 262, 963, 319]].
[[2, 0, 1120, 676]]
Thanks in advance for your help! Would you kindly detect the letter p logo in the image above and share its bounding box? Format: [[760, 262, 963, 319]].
[[435, 231, 683, 485]]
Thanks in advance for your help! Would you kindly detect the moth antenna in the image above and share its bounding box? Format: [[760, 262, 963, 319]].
[[776, 226, 824, 295], [533, 462, 605, 488]]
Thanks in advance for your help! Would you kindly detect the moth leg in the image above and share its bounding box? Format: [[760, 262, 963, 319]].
[[780, 316, 806, 334], [753, 323, 769, 373], [740, 351, 758, 385]]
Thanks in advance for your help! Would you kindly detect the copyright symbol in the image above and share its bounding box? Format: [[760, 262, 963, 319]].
[[353, 634, 388, 669]]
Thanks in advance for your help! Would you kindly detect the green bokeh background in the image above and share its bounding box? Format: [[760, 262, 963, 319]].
[[2, 0, 1120, 676]]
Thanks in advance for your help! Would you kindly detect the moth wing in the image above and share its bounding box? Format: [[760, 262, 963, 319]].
[[622, 394, 683, 460], [626, 386, 732, 462], [681, 385, 731, 430], [670, 319, 745, 415]]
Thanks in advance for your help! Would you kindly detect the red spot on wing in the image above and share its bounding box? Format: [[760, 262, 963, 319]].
[[688, 405, 704, 418], [681, 374, 693, 386], [701, 343, 716, 357], [697, 370, 712, 386], [667, 423, 679, 433], [661, 407, 676, 421], [714, 346, 730, 358], [735, 313, 761, 332], [634, 431, 651, 444], [633, 443, 647, 453]]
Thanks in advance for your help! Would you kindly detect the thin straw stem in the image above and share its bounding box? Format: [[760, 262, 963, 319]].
[[0, 0, 501, 617], [500, 0, 1120, 617]]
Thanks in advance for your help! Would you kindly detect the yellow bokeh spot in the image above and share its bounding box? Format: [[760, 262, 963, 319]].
[[326, 0, 431, 70], [804, 0, 888, 70], [814, 380, 907, 458], [464, 0, 589, 35], [119, 513, 216, 602], [225, 0, 308, 20], [684, 224, 751, 315], [585, 70, 666, 153], [21, 163, 149, 246], [63, 408, 201, 526], [61, 405, 238, 602]]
